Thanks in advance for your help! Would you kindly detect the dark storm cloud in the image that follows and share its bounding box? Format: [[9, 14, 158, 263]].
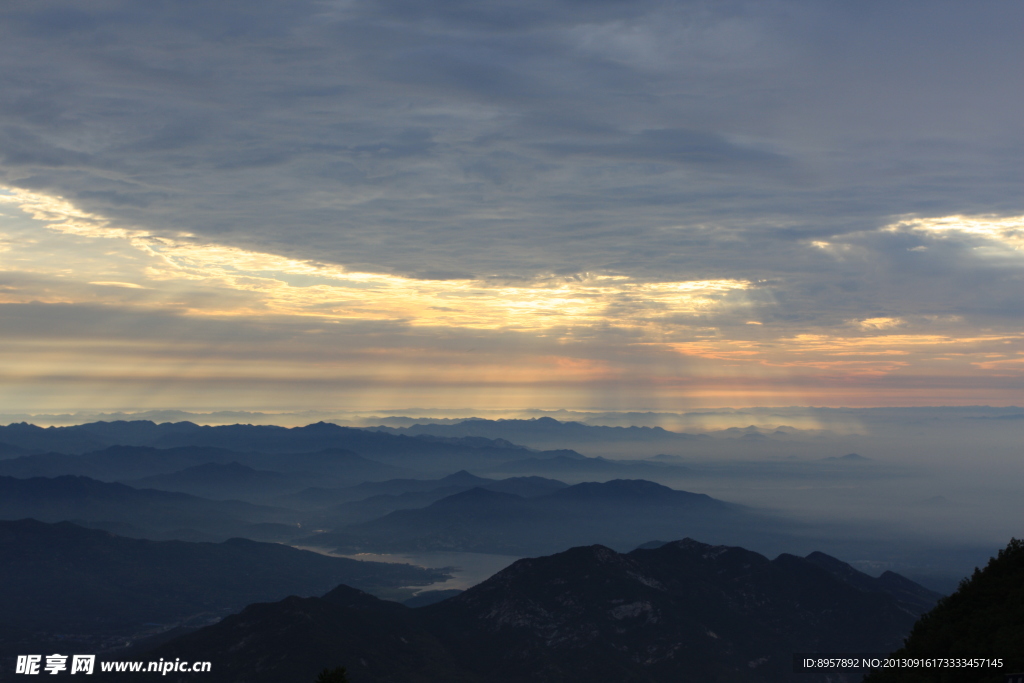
[[0, 0, 1021, 326]]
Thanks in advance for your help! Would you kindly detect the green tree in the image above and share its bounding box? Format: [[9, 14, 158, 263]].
[[863, 538, 1024, 683], [314, 666, 350, 683]]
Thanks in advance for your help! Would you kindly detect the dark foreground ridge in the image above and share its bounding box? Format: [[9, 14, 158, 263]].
[[0, 519, 447, 660], [130, 538, 939, 683]]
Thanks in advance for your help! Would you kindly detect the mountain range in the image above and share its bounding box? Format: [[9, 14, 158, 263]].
[[367, 416, 702, 451], [0, 445, 412, 494], [0, 475, 301, 541], [133, 538, 941, 683], [0, 519, 447, 663], [300, 471, 570, 527], [0, 421, 583, 474], [300, 479, 803, 557], [274, 470, 568, 509]]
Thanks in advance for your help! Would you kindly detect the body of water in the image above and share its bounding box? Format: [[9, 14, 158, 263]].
[[295, 546, 521, 593]]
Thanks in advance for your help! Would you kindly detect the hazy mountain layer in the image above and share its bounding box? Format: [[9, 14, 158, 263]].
[[300, 479, 803, 556], [367, 416, 702, 451], [296, 472, 571, 526], [0, 475, 301, 542], [0, 443, 411, 486], [0, 418, 1003, 593], [276, 470, 569, 510], [0, 421, 583, 474]]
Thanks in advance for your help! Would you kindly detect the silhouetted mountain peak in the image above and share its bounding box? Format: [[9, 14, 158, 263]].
[[657, 537, 770, 569], [802, 550, 943, 613], [299, 421, 346, 433], [805, 550, 855, 572], [563, 543, 622, 565], [803, 550, 872, 587], [822, 452, 871, 462], [663, 537, 729, 553], [4, 422, 47, 432], [321, 583, 391, 609]]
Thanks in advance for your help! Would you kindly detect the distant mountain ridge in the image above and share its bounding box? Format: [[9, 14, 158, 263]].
[[0, 421, 585, 474], [297, 472, 571, 527], [124, 462, 294, 500], [137, 538, 940, 682], [0, 475, 300, 541], [278, 470, 569, 508], [366, 416, 701, 451], [300, 479, 799, 556], [0, 420, 575, 456]]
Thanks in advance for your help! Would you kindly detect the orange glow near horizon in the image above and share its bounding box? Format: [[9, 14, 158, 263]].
[[2, 187, 1024, 414]]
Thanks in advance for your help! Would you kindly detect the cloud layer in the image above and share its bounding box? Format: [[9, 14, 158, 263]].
[[0, 0, 1021, 411]]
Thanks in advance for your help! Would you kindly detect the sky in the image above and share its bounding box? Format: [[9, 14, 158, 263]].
[[0, 0, 1022, 415]]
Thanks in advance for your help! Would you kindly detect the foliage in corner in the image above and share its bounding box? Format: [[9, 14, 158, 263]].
[[863, 538, 1024, 683]]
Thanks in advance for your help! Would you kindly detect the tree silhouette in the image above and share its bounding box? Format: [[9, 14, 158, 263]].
[[863, 537, 1024, 683], [314, 666, 350, 683]]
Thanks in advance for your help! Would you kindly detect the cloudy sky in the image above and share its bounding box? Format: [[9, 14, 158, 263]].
[[0, 0, 1021, 414]]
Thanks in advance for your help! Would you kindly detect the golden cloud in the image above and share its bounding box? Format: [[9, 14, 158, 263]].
[[0, 187, 752, 333], [887, 214, 1024, 252]]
